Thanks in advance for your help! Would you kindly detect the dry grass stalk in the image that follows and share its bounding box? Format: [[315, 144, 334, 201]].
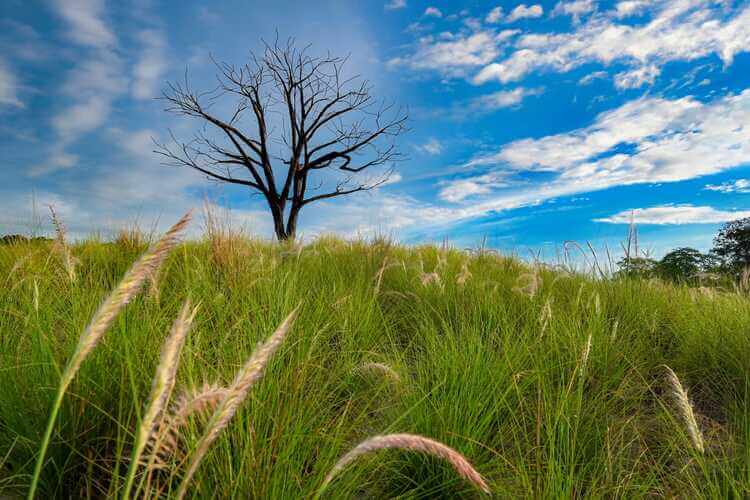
[[456, 261, 472, 286], [373, 257, 390, 294], [61, 210, 192, 395], [48, 205, 77, 283], [123, 300, 199, 497], [539, 298, 553, 338], [420, 271, 442, 287], [27, 211, 192, 499], [144, 382, 230, 471], [321, 433, 490, 495], [147, 267, 162, 303], [175, 306, 300, 499], [32, 278, 39, 314], [611, 319, 619, 341], [593, 293, 601, 316], [663, 365, 705, 453], [356, 362, 401, 383], [580, 334, 592, 376], [513, 270, 541, 298]]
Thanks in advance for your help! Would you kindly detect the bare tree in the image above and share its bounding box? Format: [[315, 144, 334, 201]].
[[156, 39, 407, 241]]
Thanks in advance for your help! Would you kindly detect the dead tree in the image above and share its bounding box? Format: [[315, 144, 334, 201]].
[[156, 39, 407, 241]]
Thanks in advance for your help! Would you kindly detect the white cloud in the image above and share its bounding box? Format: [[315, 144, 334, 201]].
[[0, 59, 23, 108], [51, 0, 115, 49], [472, 87, 542, 109], [472, 1, 750, 85], [388, 30, 503, 76], [613, 64, 660, 89], [614, 0, 652, 18], [485, 7, 504, 23], [132, 29, 167, 100], [552, 0, 597, 21], [432, 90, 750, 222], [579, 70, 608, 85], [439, 179, 492, 202], [36, 0, 127, 175], [381, 172, 403, 186], [506, 4, 544, 22], [595, 205, 750, 225], [424, 7, 442, 18], [704, 179, 750, 194], [384, 0, 406, 10], [417, 138, 443, 155]]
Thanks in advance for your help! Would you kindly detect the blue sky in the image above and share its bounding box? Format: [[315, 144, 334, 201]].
[[1, 0, 749, 257]]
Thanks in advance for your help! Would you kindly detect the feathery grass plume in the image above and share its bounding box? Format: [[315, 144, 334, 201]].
[[175, 306, 300, 500], [355, 362, 401, 383], [373, 257, 390, 294], [122, 300, 199, 499], [27, 210, 192, 500], [663, 365, 705, 454], [574, 283, 585, 308], [32, 278, 39, 314], [513, 270, 541, 298], [420, 271, 442, 287], [319, 433, 490, 496], [143, 382, 229, 485], [593, 293, 601, 316], [147, 265, 163, 303], [48, 205, 77, 283], [580, 334, 592, 376], [538, 298, 553, 338], [611, 319, 619, 341], [456, 261, 472, 286]]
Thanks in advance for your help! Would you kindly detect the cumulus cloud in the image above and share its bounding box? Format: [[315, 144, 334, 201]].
[[704, 179, 750, 194], [595, 205, 750, 225], [472, 1, 750, 85], [439, 179, 492, 202], [552, 0, 597, 21], [384, 0, 406, 10], [613, 64, 660, 89], [0, 59, 23, 108], [417, 138, 443, 155], [51, 0, 115, 49], [578, 70, 608, 85], [507, 4, 544, 22], [614, 0, 652, 18], [33, 0, 128, 175], [424, 7, 442, 18], [485, 7, 504, 23], [132, 29, 167, 100], [388, 30, 505, 76], [432, 90, 750, 222], [472, 87, 543, 110]]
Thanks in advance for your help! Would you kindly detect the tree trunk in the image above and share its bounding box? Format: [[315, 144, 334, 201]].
[[270, 203, 289, 241], [285, 204, 301, 242]]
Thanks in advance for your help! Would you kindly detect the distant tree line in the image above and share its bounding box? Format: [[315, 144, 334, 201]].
[[617, 217, 750, 283]]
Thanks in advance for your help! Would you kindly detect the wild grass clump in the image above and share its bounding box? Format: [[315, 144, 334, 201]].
[[1, 226, 750, 498]]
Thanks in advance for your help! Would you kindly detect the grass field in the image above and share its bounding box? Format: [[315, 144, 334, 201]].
[[1, 217, 750, 498]]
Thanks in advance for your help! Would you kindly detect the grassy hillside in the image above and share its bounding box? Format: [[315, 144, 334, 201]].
[[1, 226, 749, 498]]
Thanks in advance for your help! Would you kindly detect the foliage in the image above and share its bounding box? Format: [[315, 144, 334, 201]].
[[2, 234, 750, 498], [656, 247, 715, 282], [615, 256, 657, 278], [712, 217, 750, 272]]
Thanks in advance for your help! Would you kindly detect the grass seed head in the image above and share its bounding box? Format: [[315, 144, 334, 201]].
[[663, 365, 705, 453], [175, 306, 300, 499], [321, 433, 490, 495]]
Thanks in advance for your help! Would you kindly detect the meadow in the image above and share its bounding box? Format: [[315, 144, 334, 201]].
[[1, 212, 749, 498]]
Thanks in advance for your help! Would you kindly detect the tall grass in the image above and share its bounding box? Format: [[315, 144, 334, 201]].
[[1, 225, 749, 498]]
